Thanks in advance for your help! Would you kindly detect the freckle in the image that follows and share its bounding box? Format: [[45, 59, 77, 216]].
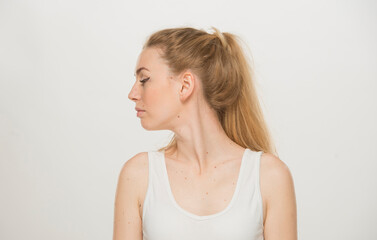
[[214, 166, 216, 168], [139, 203, 141, 207], [232, 182, 235, 185], [177, 115, 180, 118], [128, 221, 131, 224], [206, 192, 208, 195], [184, 177, 187, 180]]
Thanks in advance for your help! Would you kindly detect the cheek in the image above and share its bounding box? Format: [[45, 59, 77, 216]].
[[143, 87, 164, 109], [147, 86, 179, 116], [145, 88, 158, 103]]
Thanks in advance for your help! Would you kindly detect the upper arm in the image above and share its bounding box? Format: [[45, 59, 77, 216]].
[[113, 152, 147, 240], [260, 153, 297, 240]]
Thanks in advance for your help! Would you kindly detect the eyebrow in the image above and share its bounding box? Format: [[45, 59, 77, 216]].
[[134, 67, 150, 77]]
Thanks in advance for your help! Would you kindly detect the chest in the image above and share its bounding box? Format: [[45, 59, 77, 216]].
[[139, 158, 242, 218]]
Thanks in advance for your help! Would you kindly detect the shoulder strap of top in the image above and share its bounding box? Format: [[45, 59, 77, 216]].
[[239, 149, 264, 224]]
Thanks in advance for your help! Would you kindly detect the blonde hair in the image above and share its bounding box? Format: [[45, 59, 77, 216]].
[[143, 27, 277, 156]]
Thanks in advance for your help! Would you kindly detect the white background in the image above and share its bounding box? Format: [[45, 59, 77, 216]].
[[0, 0, 376, 239]]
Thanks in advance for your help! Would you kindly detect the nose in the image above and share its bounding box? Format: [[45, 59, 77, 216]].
[[128, 82, 140, 102]]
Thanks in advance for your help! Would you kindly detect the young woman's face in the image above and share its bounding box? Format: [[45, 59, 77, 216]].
[[128, 47, 181, 130]]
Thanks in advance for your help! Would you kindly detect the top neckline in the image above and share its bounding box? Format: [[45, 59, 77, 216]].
[[160, 148, 249, 221]]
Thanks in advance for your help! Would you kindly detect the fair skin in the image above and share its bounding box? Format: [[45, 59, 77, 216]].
[[113, 47, 297, 240]]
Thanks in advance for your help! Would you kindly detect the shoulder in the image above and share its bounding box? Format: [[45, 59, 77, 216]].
[[259, 152, 296, 203], [259, 153, 297, 237], [118, 152, 149, 185], [119, 152, 149, 176], [260, 152, 293, 182], [114, 152, 149, 238], [117, 152, 149, 198]]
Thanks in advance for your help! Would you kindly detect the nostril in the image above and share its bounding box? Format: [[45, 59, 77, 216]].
[[128, 91, 136, 100]]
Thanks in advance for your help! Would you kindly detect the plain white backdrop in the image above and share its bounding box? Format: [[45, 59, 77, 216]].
[[0, 0, 376, 239]]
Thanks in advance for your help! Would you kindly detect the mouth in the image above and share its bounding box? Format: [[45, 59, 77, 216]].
[[136, 110, 145, 117]]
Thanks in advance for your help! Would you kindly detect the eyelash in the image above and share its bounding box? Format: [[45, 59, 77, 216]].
[[140, 77, 150, 85]]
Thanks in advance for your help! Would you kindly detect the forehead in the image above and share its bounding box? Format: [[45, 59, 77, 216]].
[[134, 47, 168, 77]]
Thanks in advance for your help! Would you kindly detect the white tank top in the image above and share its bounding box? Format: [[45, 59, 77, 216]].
[[142, 148, 264, 240]]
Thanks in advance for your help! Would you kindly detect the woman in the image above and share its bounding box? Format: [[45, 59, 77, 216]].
[[114, 27, 297, 240]]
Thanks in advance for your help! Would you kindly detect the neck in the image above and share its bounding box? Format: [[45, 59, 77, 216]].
[[169, 101, 244, 175]]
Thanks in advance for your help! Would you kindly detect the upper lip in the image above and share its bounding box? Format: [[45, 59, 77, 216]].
[[135, 107, 145, 111]]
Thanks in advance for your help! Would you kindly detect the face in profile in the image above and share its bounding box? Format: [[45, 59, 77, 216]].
[[128, 47, 182, 131]]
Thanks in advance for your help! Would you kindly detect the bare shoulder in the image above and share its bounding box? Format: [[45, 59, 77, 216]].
[[119, 152, 149, 179], [113, 152, 149, 240], [260, 152, 295, 201], [260, 152, 294, 184], [259, 152, 297, 239], [117, 152, 149, 201]]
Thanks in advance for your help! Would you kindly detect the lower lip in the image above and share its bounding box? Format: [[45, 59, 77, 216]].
[[137, 111, 145, 117]]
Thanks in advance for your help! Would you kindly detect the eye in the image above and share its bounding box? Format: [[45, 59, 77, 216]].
[[140, 77, 150, 85]]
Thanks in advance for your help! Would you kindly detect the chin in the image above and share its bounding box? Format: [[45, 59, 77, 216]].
[[140, 121, 155, 131], [140, 121, 165, 131]]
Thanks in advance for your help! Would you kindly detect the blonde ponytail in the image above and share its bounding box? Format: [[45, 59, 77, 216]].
[[143, 27, 277, 156]]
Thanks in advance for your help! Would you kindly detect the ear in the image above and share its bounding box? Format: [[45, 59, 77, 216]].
[[179, 71, 195, 101]]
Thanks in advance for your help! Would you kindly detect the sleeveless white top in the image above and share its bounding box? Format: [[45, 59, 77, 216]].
[[142, 148, 264, 240]]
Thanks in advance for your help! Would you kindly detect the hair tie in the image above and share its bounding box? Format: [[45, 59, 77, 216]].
[[211, 27, 229, 51]]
